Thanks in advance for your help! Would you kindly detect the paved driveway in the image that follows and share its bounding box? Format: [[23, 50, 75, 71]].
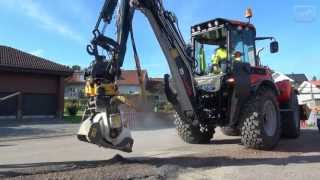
[[0, 119, 79, 142]]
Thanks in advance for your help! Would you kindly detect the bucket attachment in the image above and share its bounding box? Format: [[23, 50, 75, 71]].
[[77, 112, 134, 153]]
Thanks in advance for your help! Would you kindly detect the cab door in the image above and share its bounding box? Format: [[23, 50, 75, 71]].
[[229, 28, 255, 98], [228, 27, 255, 125]]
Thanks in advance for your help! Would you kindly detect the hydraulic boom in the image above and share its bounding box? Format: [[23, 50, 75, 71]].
[[78, 0, 199, 152]]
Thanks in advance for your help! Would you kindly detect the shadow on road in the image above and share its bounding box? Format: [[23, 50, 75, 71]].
[[210, 129, 320, 153], [212, 138, 241, 145], [0, 144, 14, 147], [275, 129, 320, 153]]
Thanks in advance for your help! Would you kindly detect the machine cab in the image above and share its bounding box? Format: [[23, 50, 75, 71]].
[[191, 17, 279, 74], [191, 18, 258, 75], [191, 18, 279, 93]]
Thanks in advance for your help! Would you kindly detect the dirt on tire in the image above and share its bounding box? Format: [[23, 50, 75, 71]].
[[174, 112, 214, 144], [240, 87, 281, 150]]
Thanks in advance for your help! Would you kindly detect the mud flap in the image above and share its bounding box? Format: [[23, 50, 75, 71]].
[[77, 113, 134, 153]]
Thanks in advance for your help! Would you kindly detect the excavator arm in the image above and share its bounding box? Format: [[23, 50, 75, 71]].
[[79, 0, 200, 152], [87, 0, 196, 114]]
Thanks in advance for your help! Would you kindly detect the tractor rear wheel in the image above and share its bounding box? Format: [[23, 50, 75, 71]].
[[240, 87, 281, 150], [281, 91, 300, 138], [174, 112, 214, 144], [221, 126, 240, 136]]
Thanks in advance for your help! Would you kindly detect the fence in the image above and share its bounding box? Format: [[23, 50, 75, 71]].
[[0, 92, 21, 119], [119, 105, 137, 129], [0, 92, 21, 103]]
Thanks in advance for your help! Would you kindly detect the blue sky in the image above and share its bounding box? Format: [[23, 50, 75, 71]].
[[0, 0, 319, 78]]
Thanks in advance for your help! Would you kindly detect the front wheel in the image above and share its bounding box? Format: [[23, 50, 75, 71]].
[[174, 113, 214, 144], [240, 87, 281, 150]]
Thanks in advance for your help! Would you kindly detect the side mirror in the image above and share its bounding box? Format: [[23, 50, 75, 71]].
[[270, 41, 279, 53]]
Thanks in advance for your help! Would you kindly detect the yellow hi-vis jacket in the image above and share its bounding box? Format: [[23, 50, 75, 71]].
[[211, 48, 227, 65]]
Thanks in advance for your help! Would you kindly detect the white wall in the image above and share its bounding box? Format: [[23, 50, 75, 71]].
[[118, 85, 141, 95], [64, 84, 85, 99], [298, 81, 320, 105]]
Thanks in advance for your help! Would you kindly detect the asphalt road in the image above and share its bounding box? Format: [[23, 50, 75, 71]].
[[1, 128, 320, 179]]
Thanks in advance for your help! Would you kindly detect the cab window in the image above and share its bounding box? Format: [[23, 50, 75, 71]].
[[193, 27, 227, 75], [230, 30, 245, 62], [230, 28, 256, 66], [243, 29, 256, 66]]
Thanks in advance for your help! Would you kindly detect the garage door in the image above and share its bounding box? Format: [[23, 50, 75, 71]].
[[22, 94, 57, 116], [0, 93, 17, 116]]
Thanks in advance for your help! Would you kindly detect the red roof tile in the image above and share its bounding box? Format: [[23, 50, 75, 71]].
[[0, 45, 72, 76], [65, 71, 85, 84], [310, 81, 320, 87], [117, 70, 148, 85], [147, 78, 164, 93]]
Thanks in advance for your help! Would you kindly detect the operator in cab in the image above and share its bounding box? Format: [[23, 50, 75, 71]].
[[211, 44, 242, 74], [211, 44, 227, 74]]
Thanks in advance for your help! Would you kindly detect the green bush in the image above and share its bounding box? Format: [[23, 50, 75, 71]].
[[66, 101, 79, 116], [163, 102, 174, 112], [64, 98, 88, 113]]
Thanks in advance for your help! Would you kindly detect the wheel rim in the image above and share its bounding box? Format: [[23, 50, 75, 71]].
[[263, 100, 277, 136]]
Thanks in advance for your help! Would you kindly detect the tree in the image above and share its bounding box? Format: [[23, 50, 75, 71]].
[[312, 76, 317, 81], [72, 65, 81, 71]]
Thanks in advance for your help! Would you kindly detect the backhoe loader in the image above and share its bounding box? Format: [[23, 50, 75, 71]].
[[77, 0, 300, 152]]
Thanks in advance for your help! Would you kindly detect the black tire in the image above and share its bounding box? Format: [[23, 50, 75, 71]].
[[221, 126, 240, 136], [240, 87, 281, 150], [174, 112, 214, 144], [281, 91, 300, 138]]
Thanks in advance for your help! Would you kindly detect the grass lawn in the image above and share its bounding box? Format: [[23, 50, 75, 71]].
[[64, 111, 83, 124], [64, 115, 82, 123]]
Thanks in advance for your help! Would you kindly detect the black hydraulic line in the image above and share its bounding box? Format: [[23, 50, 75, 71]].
[[114, 0, 135, 68], [95, 0, 118, 29], [129, 25, 145, 97]]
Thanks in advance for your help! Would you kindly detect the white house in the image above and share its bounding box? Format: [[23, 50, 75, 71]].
[[117, 70, 148, 95], [64, 70, 85, 99], [298, 81, 320, 107]]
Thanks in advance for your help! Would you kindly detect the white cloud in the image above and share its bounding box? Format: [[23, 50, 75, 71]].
[[30, 49, 44, 57], [0, 0, 84, 43]]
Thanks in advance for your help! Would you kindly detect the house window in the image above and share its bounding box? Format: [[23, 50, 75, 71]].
[[69, 88, 75, 93]]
